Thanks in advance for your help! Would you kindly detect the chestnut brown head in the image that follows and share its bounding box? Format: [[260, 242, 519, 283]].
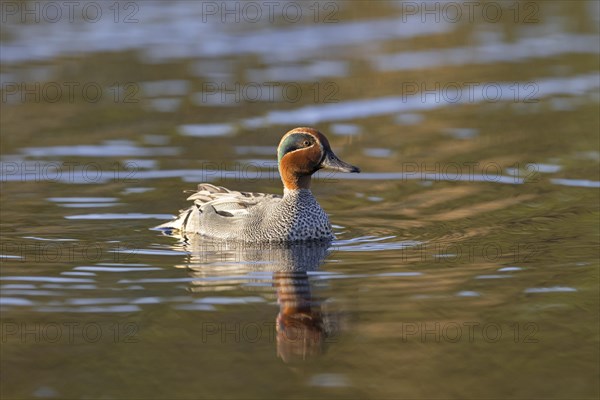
[[277, 127, 360, 190]]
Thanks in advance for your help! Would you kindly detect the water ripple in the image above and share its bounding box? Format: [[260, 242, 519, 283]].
[[524, 287, 577, 293], [550, 178, 600, 188], [65, 213, 174, 220], [73, 266, 162, 272], [36, 305, 141, 313], [0, 276, 95, 283]]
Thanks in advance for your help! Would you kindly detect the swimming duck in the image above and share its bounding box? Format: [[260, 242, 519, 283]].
[[156, 127, 360, 242]]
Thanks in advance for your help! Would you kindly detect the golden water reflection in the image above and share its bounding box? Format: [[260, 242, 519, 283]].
[[178, 237, 338, 362]]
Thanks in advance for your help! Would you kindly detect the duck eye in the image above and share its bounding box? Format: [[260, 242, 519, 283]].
[[303, 140, 311, 147]]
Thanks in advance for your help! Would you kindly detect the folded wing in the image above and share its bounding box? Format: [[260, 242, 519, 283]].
[[154, 183, 281, 234]]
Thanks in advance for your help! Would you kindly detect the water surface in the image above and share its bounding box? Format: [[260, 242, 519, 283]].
[[1, 2, 599, 399]]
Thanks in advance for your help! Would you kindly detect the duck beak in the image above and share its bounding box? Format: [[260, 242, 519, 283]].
[[321, 150, 360, 173]]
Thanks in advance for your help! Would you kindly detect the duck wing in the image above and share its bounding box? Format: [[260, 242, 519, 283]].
[[155, 183, 281, 233], [187, 183, 280, 216]]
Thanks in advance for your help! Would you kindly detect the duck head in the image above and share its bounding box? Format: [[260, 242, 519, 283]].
[[277, 127, 360, 190]]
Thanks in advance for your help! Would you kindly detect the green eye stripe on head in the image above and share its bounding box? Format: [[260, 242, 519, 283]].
[[277, 133, 314, 162]]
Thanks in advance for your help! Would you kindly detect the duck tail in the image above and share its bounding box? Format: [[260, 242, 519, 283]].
[[153, 205, 201, 233]]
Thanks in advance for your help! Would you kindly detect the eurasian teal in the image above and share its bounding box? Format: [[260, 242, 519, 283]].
[[156, 127, 360, 242]]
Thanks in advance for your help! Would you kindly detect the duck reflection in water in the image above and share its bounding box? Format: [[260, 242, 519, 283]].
[[177, 236, 340, 362], [274, 269, 326, 362]]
